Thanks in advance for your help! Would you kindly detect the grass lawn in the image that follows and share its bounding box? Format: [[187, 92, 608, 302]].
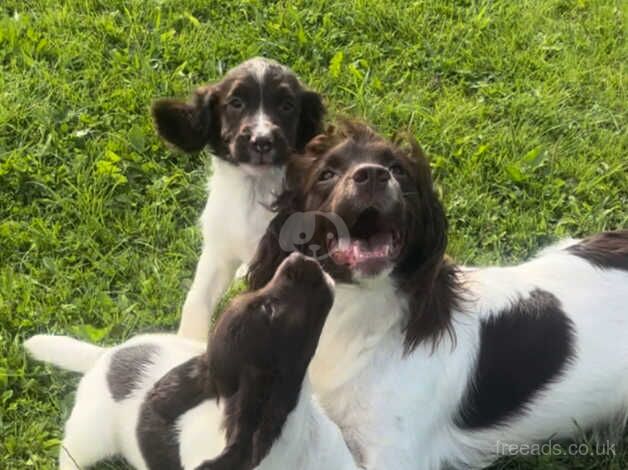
[[1, 0, 626, 468]]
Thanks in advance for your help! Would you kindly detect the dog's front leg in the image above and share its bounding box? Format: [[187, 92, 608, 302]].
[[179, 244, 240, 342]]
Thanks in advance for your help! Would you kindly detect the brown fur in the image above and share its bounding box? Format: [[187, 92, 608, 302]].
[[567, 229, 628, 271], [144, 254, 333, 470]]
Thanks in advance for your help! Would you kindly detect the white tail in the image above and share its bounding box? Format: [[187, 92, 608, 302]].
[[24, 335, 106, 373]]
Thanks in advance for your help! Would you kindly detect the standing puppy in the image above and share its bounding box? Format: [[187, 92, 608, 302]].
[[152, 58, 325, 341]]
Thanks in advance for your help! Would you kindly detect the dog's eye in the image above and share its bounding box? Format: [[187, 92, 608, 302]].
[[318, 169, 336, 182], [227, 97, 245, 110], [279, 100, 295, 113], [389, 164, 406, 177]]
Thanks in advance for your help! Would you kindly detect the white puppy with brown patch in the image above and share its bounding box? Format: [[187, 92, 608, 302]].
[[25, 254, 356, 470], [152, 58, 325, 341]]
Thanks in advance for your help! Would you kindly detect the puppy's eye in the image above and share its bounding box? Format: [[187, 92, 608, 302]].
[[389, 164, 406, 177], [227, 97, 245, 110], [279, 100, 295, 113], [318, 169, 336, 182]]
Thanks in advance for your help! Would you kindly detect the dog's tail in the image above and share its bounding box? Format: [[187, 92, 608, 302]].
[[24, 335, 107, 373]]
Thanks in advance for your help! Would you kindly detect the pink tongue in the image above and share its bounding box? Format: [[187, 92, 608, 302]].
[[331, 233, 393, 266]]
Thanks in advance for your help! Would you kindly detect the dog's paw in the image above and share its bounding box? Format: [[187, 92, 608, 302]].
[[147, 355, 209, 422], [194, 442, 251, 470]]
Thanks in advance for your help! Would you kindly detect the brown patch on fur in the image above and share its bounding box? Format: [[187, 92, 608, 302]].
[[108, 344, 158, 401], [567, 230, 628, 271]]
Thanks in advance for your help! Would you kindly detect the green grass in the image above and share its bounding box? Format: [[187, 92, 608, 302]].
[[1, 0, 626, 468]]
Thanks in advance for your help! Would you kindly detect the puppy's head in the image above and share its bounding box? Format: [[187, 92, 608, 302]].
[[152, 58, 325, 167], [212, 253, 334, 382]]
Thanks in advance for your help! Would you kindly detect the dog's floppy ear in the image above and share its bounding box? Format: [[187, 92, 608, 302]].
[[296, 91, 325, 151], [394, 137, 462, 352], [152, 85, 221, 153], [395, 136, 449, 278]]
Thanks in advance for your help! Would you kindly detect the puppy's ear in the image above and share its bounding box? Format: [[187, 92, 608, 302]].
[[296, 91, 325, 151], [400, 136, 448, 271], [394, 137, 460, 352], [152, 85, 221, 153]]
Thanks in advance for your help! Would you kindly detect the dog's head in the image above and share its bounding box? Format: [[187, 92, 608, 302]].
[[152, 58, 325, 167], [212, 252, 334, 386], [248, 122, 460, 350], [249, 121, 448, 282]]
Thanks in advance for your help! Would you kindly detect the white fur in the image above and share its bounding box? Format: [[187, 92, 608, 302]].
[[24, 335, 105, 373], [25, 333, 358, 470], [178, 159, 284, 340], [252, 111, 273, 139], [245, 57, 273, 83], [300, 240, 628, 469]]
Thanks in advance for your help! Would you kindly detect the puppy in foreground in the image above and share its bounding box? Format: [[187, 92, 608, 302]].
[[25, 253, 342, 470], [152, 57, 325, 343]]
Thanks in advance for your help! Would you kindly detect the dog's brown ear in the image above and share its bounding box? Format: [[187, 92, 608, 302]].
[[152, 85, 220, 153], [296, 91, 325, 151], [392, 137, 462, 352]]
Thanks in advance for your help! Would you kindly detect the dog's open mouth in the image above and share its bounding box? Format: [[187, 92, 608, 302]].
[[328, 207, 402, 275]]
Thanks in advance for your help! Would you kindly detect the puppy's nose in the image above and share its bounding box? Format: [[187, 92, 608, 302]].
[[351, 164, 390, 195], [250, 135, 274, 155], [279, 253, 324, 284], [352, 164, 390, 185]]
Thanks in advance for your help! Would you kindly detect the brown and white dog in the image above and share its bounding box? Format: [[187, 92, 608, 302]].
[[24, 253, 353, 470], [246, 122, 628, 469], [152, 58, 325, 341], [144, 252, 334, 470]]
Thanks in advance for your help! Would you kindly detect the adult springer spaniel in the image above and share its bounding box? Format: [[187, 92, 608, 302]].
[[247, 122, 628, 469], [152, 58, 325, 342]]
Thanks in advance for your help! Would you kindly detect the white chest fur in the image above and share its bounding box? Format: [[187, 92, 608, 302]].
[[309, 277, 479, 468], [178, 159, 286, 340], [201, 159, 284, 259], [308, 243, 628, 469]]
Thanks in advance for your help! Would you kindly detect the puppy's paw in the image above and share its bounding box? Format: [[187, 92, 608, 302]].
[[194, 443, 251, 470], [147, 355, 209, 422]]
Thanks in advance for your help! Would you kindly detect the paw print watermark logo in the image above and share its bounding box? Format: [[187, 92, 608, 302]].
[[278, 211, 350, 260]]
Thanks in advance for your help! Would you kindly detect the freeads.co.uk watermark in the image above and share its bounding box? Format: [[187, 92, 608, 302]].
[[496, 440, 617, 458]]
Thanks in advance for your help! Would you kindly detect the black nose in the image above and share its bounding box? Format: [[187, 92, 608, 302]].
[[351, 164, 390, 186], [251, 135, 273, 155], [279, 253, 323, 284]]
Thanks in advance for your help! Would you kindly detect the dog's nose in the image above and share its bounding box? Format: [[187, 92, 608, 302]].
[[251, 135, 273, 155], [351, 164, 390, 188], [279, 252, 324, 284]]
